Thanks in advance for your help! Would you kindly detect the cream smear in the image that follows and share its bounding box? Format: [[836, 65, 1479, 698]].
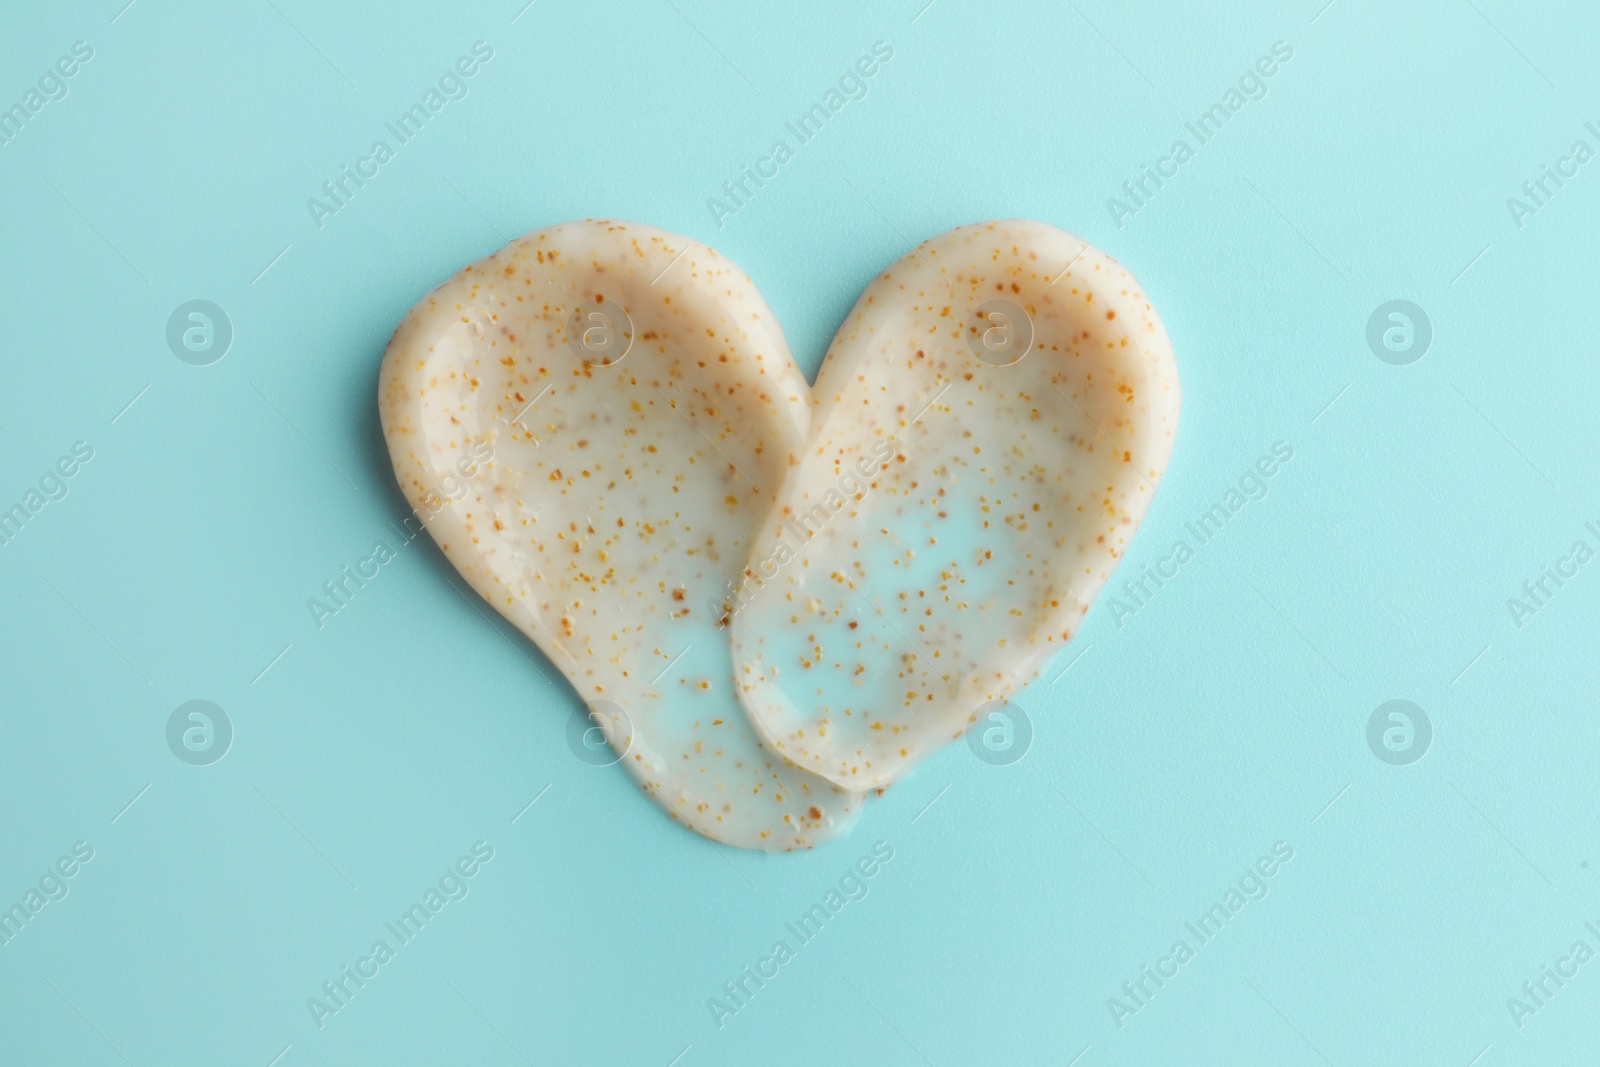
[[380, 218, 1178, 847], [728, 220, 1180, 789], [379, 219, 865, 850]]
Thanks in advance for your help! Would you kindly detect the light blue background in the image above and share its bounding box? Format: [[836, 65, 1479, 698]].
[[2, 0, 1597, 1063]]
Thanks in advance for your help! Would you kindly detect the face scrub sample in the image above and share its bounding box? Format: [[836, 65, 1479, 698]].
[[728, 220, 1180, 789], [379, 219, 865, 850], [380, 218, 1178, 846]]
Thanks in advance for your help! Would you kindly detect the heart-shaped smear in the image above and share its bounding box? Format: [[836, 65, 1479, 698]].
[[728, 220, 1180, 789], [378, 219, 865, 850]]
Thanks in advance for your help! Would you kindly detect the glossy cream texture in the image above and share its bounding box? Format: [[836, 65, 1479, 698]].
[[378, 220, 865, 850], [728, 221, 1180, 789]]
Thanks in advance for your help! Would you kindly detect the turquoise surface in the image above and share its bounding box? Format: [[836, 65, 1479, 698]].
[[3, 0, 1598, 1063]]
